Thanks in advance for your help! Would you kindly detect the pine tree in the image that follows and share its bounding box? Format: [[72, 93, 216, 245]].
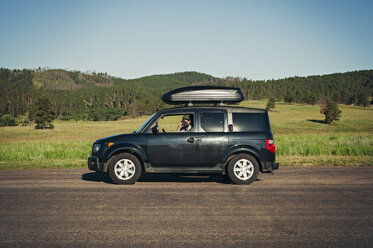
[[266, 98, 276, 111], [332, 91, 342, 103], [305, 92, 318, 105], [357, 92, 368, 107], [28, 105, 34, 122], [349, 94, 358, 106], [34, 96, 55, 129], [0, 115, 18, 126], [322, 101, 342, 124], [284, 91, 294, 104]]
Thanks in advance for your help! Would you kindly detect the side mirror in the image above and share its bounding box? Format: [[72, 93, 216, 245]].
[[151, 125, 159, 134], [228, 124, 233, 132]]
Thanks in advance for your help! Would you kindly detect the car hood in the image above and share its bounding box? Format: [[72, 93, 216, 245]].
[[94, 133, 141, 144]]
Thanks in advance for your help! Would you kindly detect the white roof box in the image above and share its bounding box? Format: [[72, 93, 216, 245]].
[[161, 86, 244, 105]]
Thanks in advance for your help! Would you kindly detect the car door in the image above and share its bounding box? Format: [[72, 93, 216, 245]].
[[147, 112, 199, 167], [198, 110, 228, 167]]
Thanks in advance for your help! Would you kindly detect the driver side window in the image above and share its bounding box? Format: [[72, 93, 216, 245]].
[[156, 114, 195, 133]]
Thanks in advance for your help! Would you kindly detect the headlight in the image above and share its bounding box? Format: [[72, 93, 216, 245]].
[[93, 144, 101, 153]]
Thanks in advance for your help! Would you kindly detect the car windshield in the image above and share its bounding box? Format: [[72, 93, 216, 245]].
[[135, 112, 158, 133]]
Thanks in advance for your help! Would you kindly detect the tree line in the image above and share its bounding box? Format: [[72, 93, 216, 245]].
[[196, 71, 372, 106], [0, 68, 372, 125]]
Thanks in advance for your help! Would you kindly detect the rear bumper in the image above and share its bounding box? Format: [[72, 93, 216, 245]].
[[272, 162, 279, 170], [262, 161, 279, 172], [88, 156, 107, 173]]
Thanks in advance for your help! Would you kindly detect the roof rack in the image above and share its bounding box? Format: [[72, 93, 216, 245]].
[[161, 86, 244, 106]]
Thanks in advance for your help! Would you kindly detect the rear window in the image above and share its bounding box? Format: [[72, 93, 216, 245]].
[[200, 112, 224, 132], [232, 113, 269, 132]]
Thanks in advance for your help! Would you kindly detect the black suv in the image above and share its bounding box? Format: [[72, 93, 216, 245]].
[[88, 86, 279, 184]]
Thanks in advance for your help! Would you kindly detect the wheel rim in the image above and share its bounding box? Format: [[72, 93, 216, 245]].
[[233, 159, 254, 180], [114, 159, 136, 180]]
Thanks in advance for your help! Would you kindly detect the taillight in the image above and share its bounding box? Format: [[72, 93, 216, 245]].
[[266, 139, 276, 153]]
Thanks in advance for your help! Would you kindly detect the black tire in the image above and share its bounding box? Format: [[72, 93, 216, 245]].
[[226, 154, 259, 185], [108, 153, 142, 184]]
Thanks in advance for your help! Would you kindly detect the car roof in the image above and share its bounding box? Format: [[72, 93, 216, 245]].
[[158, 105, 267, 114]]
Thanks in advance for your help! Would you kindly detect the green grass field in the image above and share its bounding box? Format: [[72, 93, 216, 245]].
[[0, 100, 372, 169]]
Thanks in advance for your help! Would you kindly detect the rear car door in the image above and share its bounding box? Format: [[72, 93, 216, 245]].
[[197, 110, 228, 167]]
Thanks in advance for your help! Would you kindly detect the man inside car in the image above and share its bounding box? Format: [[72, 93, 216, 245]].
[[177, 115, 192, 132]]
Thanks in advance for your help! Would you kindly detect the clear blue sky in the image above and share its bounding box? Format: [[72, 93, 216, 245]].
[[0, 0, 372, 80]]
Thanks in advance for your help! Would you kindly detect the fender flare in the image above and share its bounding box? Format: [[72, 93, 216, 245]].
[[105, 144, 148, 165], [222, 145, 264, 169]]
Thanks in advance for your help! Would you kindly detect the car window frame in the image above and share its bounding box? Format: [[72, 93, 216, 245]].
[[198, 110, 228, 133], [145, 111, 198, 134], [232, 112, 269, 132]]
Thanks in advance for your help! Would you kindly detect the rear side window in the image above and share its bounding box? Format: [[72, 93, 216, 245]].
[[232, 113, 269, 132], [200, 112, 224, 132]]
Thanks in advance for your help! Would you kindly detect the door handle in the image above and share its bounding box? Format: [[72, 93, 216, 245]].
[[187, 137, 195, 143]]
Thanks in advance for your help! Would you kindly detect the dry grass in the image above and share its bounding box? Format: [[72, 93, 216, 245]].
[[0, 100, 372, 169]]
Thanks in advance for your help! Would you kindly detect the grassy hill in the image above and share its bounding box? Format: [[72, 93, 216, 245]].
[[32, 69, 116, 90], [125, 71, 215, 89]]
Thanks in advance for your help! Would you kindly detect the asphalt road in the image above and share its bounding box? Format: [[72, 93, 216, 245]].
[[0, 167, 372, 248]]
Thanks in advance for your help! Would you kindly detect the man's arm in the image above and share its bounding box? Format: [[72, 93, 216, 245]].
[[176, 121, 183, 131]]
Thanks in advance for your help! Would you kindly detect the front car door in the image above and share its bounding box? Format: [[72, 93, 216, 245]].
[[146, 111, 199, 167]]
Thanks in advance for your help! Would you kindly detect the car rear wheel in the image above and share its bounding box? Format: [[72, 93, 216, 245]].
[[108, 153, 142, 184], [226, 154, 259, 185]]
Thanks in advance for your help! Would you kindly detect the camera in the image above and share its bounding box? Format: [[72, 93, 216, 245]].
[[182, 120, 189, 127]]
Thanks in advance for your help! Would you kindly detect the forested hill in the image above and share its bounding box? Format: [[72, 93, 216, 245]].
[[0, 68, 372, 121], [30, 69, 215, 90]]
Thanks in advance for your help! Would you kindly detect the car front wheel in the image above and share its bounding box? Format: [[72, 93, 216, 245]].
[[108, 153, 142, 184], [226, 154, 259, 185]]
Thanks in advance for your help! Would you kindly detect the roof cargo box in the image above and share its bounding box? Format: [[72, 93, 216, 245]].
[[161, 86, 244, 105]]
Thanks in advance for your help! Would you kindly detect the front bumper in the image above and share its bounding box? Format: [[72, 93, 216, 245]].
[[88, 156, 107, 172]]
